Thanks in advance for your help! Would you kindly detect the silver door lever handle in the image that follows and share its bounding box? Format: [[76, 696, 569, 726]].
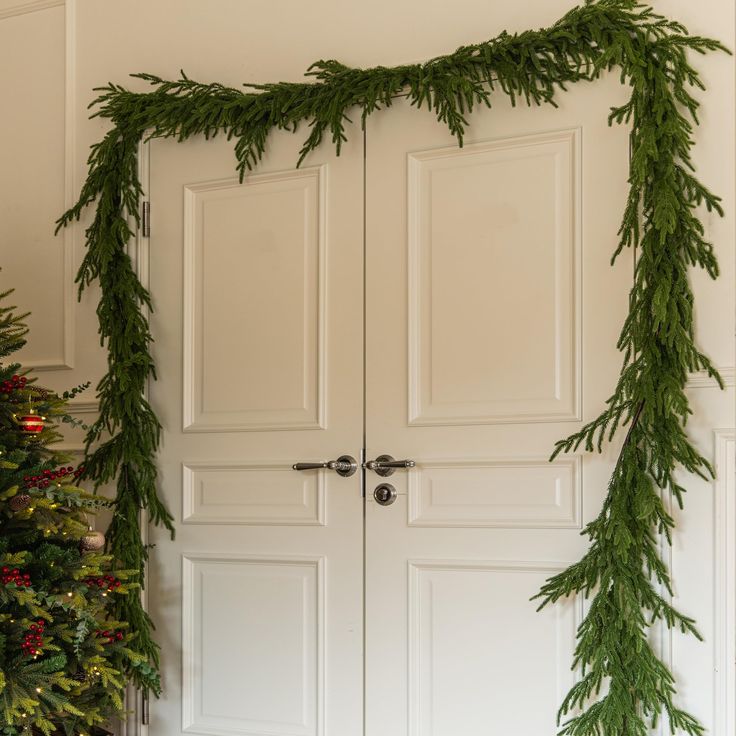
[[292, 455, 358, 477], [363, 454, 416, 477]]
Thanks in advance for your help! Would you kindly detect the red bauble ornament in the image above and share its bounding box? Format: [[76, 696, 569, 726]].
[[15, 410, 46, 435]]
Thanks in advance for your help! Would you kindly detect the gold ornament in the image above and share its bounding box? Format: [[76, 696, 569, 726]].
[[79, 529, 105, 552]]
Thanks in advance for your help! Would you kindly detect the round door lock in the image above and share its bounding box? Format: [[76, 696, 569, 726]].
[[373, 483, 397, 506]]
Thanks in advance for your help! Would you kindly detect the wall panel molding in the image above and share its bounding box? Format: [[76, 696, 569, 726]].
[[66, 398, 98, 415], [0, 0, 63, 21], [714, 429, 735, 735], [9, 0, 75, 370], [52, 443, 83, 454], [686, 366, 736, 389]]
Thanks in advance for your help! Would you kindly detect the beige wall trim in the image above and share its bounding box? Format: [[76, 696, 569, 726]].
[[11, 0, 75, 370], [66, 399, 99, 416], [0, 0, 64, 21], [687, 366, 736, 389]]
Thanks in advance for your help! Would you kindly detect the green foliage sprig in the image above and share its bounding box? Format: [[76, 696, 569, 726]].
[[56, 0, 727, 731]]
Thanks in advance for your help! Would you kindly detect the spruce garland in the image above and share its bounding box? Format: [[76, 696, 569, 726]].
[[56, 0, 727, 731]]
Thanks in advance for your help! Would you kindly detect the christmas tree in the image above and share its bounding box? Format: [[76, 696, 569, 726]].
[[0, 285, 155, 736]]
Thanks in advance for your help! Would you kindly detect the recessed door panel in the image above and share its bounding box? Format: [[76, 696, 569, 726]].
[[408, 129, 580, 425], [183, 169, 326, 432], [408, 561, 578, 735], [182, 555, 323, 736], [407, 456, 581, 528]]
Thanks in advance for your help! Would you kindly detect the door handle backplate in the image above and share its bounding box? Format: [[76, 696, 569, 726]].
[[293, 455, 358, 477], [364, 454, 416, 477]]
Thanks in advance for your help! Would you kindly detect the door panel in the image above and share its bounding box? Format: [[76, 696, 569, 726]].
[[407, 129, 580, 425], [147, 128, 364, 736], [408, 560, 577, 734], [182, 167, 326, 432], [365, 73, 632, 735], [182, 553, 323, 736]]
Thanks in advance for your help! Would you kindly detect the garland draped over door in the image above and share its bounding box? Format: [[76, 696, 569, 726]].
[[57, 1, 728, 733]]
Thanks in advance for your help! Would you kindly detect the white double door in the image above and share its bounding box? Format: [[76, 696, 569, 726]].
[[145, 73, 700, 736]]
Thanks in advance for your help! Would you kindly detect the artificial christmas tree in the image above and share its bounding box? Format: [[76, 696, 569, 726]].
[[0, 285, 155, 736]]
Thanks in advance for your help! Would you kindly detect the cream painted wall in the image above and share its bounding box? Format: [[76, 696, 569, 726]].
[[0, 0, 734, 731]]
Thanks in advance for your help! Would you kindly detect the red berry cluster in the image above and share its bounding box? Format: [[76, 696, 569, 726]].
[[0, 374, 27, 394], [1, 567, 31, 587], [23, 465, 84, 491], [22, 620, 45, 656], [84, 574, 121, 592], [95, 629, 123, 645]]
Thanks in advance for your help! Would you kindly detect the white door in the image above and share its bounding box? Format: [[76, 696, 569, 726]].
[[146, 126, 365, 736], [364, 78, 635, 733]]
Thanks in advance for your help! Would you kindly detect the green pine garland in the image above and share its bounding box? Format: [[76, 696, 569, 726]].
[[56, 0, 727, 731]]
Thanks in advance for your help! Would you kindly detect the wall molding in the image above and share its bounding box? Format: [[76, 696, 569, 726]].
[[713, 429, 735, 735], [686, 366, 736, 389], [0, 0, 63, 21], [66, 398, 98, 416], [15, 0, 75, 370], [53, 444, 83, 454], [653, 483, 674, 736]]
